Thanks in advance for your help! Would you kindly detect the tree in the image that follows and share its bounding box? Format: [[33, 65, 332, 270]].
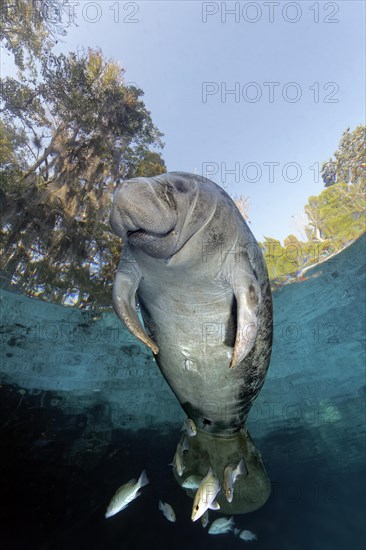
[[0, 0, 72, 71], [304, 196, 326, 241], [321, 125, 366, 187], [126, 149, 167, 178], [304, 125, 366, 244], [304, 183, 365, 244], [0, 48, 166, 306], [260, 237, 293, 279], [283, 234, 300, 246]]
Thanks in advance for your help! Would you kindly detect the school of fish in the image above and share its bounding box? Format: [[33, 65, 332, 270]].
[[105, 418, 257, 541]]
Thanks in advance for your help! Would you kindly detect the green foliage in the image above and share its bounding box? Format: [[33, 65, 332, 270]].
[[261, 236, 347, 284], [126, 149, 167, 178], [0, 120, 28, 169], [0, 120, 29, 193], [263, 125, 365, 286], [304, 181, 365, 242], [321, 125, 366, 187], [0, 0, 70, 72], [0, 43, 166, 307], [261, 238, 288, 279], [2, 12, 363, 304], [283, 234, 299, 245]]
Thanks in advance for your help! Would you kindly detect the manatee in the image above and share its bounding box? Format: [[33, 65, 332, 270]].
[[110, 172, 273, 513]]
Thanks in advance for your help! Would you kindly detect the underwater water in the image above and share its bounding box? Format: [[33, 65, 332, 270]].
[[0, 234, 365, 550]]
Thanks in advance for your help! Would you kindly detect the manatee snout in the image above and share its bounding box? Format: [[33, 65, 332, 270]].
[[110, 178, 178, 239]]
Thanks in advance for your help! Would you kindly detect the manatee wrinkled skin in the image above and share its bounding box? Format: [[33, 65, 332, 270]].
[[110, 172, 273, 512], [110, 171, 272, 433]]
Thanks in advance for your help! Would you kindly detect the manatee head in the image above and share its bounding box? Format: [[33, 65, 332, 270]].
[[110, 172, 215, 259]]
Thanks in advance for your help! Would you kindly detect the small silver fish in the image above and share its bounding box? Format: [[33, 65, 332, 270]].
[[182, 475, 202, 490], [223, 458, 247, 503], [105, 470, 149, 518], [171, 443, 185, 476], [170, 447, 185, 477], [208, 516, 235, 535], [191, 467, 220, 521], [201, 510, 209, 528], [239, 529, 257, 541], [158, 500, 176, 522], [181, 418, 197, 436]]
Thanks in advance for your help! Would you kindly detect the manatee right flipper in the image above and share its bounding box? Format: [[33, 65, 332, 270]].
[[112, 246, 159, 355]]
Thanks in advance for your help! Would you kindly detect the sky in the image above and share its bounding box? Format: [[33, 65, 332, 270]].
[[4, 0, 366, 242]]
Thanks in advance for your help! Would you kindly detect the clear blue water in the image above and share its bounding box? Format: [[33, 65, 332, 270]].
[[0, 234, 365, 550]]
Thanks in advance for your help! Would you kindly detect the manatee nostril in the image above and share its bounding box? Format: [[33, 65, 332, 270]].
[[203, 418, 212, 426]]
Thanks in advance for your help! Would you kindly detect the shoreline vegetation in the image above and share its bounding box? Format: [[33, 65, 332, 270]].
[[0, 233, 363, 303], [268, 236, 360, 292], [0, 4, 365, 307]]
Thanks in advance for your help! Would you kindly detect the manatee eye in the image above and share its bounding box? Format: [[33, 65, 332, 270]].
[[175, 180, 188, 193]]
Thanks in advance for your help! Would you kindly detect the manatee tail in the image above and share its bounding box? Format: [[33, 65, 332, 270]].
[[175, 428, 270, 514]]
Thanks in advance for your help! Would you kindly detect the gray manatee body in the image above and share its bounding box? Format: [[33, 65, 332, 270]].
[[110, 172, 273, 512]]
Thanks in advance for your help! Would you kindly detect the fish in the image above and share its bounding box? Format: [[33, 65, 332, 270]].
[[171, 442, 186, 476], [181, 418, 197, 436], [171, 451, 184, 476], [191, 467, 220, 521], [201, 510, 209, 528], [239, 529, 257, 541], [171, 436, 189, 477], [208, 516, 235, 535], [105, 469, 149, 518], [223, 458, 247, 503], [182, 475, 202, 490], [158, 500, 176, 522]]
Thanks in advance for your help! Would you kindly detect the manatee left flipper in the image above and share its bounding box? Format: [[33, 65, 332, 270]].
[[112, 247, 159, 355], [229, 269, 262, 369]]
